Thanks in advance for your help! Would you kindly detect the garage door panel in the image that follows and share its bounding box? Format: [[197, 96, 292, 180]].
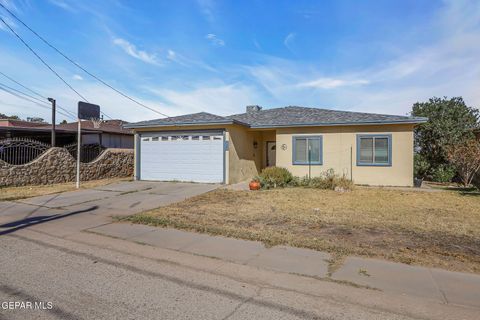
[[140, 133, 224, 183]]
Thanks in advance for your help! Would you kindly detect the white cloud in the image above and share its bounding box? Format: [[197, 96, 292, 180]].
[[113, 38, 161, 66], [298, 78, 369, 89], [245, 0, 480, 115], [48, 0, 75, 12], [205, 33, 225, 47], [166, 50, 176, 61], [283, 32, 296, 51], [147, 82, 261, 116], [196, 0, 215, 23], [163, 49, 217, 72], [72, 74, 83, 80]]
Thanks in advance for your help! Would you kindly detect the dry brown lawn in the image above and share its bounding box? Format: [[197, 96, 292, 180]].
[[0, 178, 132, 202], [126, 187, 480, 274]]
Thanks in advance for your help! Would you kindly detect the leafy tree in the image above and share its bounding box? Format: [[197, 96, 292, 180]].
[[26, 117, 46, 123], [447, 139, 480, 187], [0, 113, 20, 119], [411, 97, 479, 180]]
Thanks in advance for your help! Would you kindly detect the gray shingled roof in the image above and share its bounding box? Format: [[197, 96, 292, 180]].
[[228, 106, 427, 127], [124, 112, 239, 128], [125, 107, 427, 128]]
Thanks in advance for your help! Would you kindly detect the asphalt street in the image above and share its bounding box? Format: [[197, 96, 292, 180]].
[[0, 181, 477, 320]]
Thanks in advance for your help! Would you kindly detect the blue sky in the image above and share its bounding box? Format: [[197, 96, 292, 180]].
[[0, 0, 479, 122]]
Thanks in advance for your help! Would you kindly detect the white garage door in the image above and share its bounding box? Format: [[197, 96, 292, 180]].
[[139, 132, 225, 183]]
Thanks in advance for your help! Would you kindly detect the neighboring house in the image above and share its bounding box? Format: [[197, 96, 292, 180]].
[[43, 120, 134, 148], [0, 119, 133, 148], [0, 118, 75, 145], [125, 106, 427, 186]]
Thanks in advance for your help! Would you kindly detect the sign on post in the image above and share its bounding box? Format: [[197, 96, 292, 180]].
[[76, 102, 101, 188], [78, 102, 100, 120]]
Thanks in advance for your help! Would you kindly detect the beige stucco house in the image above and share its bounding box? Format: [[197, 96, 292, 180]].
[[125, 106, 427, 187]]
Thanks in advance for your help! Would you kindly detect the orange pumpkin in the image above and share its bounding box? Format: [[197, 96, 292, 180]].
[[249, 180, 261, 190]]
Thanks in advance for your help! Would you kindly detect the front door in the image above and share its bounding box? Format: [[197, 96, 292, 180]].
[[266, 141, 276, 167]]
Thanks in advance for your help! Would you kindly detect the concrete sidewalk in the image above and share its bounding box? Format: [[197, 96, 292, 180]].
[[88, 222, 480, 310]]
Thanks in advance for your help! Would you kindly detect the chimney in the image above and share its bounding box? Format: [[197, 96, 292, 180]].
[[246, 105, 262, 113]]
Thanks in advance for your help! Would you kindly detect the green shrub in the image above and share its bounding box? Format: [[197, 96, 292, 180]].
[[414, 153, 430, 178], [431, 164, 456, 183], [257, 168, 354, 190], [333, 175, 355, 191], [309, 169, 354, 190], [258, 167, 293, 189], [287, 169, 354, 190]]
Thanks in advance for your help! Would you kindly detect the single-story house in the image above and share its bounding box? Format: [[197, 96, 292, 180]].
[[124, 106, 427, 186]]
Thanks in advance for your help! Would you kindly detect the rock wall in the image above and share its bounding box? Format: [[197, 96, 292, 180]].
[[0, 147, 133, 187]]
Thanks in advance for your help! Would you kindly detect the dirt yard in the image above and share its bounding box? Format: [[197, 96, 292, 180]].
[[0, 178, 132, 201], [126, 187, 480, 274]]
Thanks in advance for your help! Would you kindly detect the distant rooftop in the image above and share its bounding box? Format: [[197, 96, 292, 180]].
[[40, 119, 133, 135]]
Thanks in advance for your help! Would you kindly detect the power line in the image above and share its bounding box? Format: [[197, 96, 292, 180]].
[[0, 84, 73, 119], [0, 70, 113, 121], [0, 2, 169, 118], [0, 80, 76, 119], [0, 70, 77, 119], [0, 70, 45, 100], [0, 16, 90, 104]]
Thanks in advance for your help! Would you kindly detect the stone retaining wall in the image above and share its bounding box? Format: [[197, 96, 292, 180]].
[[0, 147, 133, 187]]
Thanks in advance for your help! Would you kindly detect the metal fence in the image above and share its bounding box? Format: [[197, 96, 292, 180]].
[[64, 143, 105, 163], [0, 138, 50, 165], [0, 138, 106, 165]]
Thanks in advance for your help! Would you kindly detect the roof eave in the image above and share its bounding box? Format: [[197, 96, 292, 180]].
[[124, 119, 249, 129], [249, 118, 428, 129]]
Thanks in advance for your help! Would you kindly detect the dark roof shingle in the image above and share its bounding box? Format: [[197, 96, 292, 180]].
[[227, 106, 427, 127], [125, 107, 427, 129], [124, 112, 239, 128]]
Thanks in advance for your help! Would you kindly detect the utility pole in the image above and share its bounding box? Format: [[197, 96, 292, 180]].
[[76, 119, 81, 188], [48, 98, 56, 147]]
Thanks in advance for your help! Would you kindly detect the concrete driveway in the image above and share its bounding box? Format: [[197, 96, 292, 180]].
[[0, 181, 219, 237]]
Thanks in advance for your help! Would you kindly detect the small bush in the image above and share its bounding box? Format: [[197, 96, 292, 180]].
[[333, 175, 355, 191], [258, 167, 293, 189], [431, 164, 456, 183], [307, 169, 354, 190], [257, 168, 353, 190], [414, 153, 430, 179], [288, 169, 354, 190]]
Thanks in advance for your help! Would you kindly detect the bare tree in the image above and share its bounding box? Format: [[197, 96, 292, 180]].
[[447, 139, 480, 187]]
